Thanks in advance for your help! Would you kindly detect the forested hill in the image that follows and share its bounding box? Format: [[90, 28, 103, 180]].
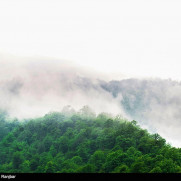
[[0, 108, 181, 173], [0, 110, 19, 141]]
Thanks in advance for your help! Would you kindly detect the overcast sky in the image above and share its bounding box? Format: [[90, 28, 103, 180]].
[[0, 0, 181, 80]]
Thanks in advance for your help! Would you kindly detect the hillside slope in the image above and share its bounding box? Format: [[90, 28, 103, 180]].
[[0, 108, 181, 173]]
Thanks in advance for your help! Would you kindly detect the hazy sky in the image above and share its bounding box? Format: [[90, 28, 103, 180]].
[[0, 0, 181, 80], [1, 0, 181, 147]]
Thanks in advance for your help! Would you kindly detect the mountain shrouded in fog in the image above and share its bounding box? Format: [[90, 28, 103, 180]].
[[0, 57, 181, 147], [1, 0, 181, 175], [100, 79, 181, 147]]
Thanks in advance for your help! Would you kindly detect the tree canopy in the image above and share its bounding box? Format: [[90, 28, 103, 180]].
[[0, 109, 181, 173]]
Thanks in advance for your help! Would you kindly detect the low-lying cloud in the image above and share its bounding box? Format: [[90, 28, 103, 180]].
[[101, 79, 181, 147], [0, 54, 127, 119], [1, 54, 181, 147]]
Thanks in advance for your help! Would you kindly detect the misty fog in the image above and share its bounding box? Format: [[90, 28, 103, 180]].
[[1, 55, 181, 147], [0, 55, 126, 119]]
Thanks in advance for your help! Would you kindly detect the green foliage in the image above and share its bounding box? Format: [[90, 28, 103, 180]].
[[89, 150, 105, 172], [0, 111, 19, 141], [44, 161, 56, 173], [0, 109, 181, 173], [76, 164, 96, 173], [12, 152, 24, 170], [112, 164, 129, 173]]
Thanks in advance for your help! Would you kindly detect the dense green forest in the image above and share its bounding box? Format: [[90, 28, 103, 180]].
[[0, 106, 181, 173]]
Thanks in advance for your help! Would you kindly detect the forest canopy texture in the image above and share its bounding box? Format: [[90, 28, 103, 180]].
[[0, 106, 181, 173]]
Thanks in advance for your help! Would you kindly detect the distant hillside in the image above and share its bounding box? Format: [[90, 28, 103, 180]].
[[101, 78, 181, 120], [100, 78, 181, 146]]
